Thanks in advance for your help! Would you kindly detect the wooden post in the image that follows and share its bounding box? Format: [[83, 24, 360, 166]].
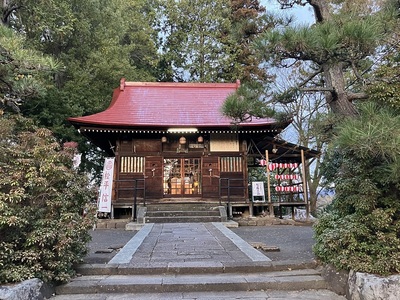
[[301, 149, 309, 221], [266, 150, 274, 217]]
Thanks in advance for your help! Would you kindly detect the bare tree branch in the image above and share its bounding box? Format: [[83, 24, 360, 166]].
[[298, 68, 323, 87], [301, 87, 335, 92], [347, 92, 368, 101], [350, 60, 365, 85]]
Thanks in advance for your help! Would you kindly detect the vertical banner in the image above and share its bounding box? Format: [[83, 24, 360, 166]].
[[98, 157, 115, 213]]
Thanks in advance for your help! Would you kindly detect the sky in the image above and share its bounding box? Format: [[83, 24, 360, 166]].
[[260, 0, 315, 26], [258, 1, 318, 146]]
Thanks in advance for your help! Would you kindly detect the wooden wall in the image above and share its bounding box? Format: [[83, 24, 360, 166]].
[[113, 138, 247, 202]]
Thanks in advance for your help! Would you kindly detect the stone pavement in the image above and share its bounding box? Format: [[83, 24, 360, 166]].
[[109, 222, 270, 266], [52, 223, 346, 299]]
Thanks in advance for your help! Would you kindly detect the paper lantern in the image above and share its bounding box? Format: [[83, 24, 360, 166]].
[[179, 136, 186, 144]]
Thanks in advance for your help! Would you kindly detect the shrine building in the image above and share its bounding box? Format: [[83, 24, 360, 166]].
[[68, 79, 319, 222]]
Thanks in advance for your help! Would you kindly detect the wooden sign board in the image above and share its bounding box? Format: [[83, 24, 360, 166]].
[[252, 181, 265, 203], [210, 133, 239, 152]]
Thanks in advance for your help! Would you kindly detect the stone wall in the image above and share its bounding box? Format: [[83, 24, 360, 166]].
[[0, 278, 54, 300], [321, 265, 400, 300], [347, 271, 400, 300], [233, 216, 313, 226]]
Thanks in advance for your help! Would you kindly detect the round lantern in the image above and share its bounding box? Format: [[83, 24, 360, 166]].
[[179, 136, 186, 144]]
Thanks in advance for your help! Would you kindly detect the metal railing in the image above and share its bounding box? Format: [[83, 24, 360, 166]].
[[219, 178, 247, 219], [114, 179, 145, 221]]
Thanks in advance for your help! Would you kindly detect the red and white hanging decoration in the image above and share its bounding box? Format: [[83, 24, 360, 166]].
[[268, 162, 298, 170], [274, 185, 302, 193]]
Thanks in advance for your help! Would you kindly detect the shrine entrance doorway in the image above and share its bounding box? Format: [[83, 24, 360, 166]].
[[163, 158, 201, 197]]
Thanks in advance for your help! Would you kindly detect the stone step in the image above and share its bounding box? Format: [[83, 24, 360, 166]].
[[143, 204, 226, 223], [55, 269, 328, 295], [145, 215, 223, 223], [51, 289, 346, 300], [146, 210, 220, 217], [76, 260, 318, 276], [95, 219, 129, 229], [145, 203, 221, 211]]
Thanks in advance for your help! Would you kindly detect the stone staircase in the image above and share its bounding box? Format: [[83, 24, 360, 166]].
[[54, 262, 331, 298], [140, 202, 227, 223], [51, 221, 345, 300]]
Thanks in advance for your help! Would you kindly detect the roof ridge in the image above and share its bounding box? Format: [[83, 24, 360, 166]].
[[120, 78, 240, 90]]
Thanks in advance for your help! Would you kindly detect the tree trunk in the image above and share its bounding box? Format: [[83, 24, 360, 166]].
[[1, 0, 20, 26], [323, 62, 359, 116], [310, 0, 359, 116], [309, 0, 332, 22], [308, 182, 318, 216]]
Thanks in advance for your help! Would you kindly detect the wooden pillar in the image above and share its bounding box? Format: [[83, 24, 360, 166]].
[[301, 149, 310, 221], [266, 150, 274, 217]]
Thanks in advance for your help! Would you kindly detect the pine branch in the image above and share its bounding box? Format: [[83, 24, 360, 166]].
[[298, 68, 323, 87]]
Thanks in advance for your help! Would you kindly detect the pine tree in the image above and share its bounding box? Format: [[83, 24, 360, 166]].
[[254, 0, 398, 116]]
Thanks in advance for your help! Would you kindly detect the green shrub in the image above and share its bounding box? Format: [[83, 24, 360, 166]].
[[314, 102, 400, 275], [0, 115, 96, 283]]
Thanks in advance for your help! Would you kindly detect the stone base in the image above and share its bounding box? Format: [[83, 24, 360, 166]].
[[0, 278, 54, 300], [234, 216, 312, 226], [221, 220, 238, 228], [125, 222, 145, 231], [95, 219, 129, 229], [321, 264, 349, 296], [348, 271, 400, 300], [320, 264, 400, 300]]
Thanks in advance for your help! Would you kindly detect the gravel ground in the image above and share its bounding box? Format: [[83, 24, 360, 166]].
[[230, 224, 315, 261], [83, 229, 137, 264], [83, 224, 315, 264]]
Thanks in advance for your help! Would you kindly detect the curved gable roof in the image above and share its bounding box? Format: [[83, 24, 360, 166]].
[[68, 79, 277, 129]]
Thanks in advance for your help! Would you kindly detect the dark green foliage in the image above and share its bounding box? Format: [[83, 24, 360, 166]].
[[3, 0, 158, 181], [221, 81, 287, 124], [0, 26, 60, 114], [154, 0, 271, 83], [314, 102, 400, 275], [0, 116, 96, 283]]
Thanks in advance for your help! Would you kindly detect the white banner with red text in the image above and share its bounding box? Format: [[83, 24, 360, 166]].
[[98, 157, 115, 213]]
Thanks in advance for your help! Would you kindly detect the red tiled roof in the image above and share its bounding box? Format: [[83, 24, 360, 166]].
[[68, 79, 276, 128]]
